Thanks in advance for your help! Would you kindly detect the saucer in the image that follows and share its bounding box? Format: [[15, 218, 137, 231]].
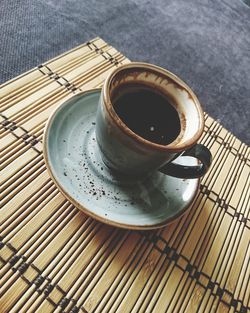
[[43, 89, 199, 230]]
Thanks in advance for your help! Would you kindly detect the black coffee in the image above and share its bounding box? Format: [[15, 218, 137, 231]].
[[113, 86, 181, 145]]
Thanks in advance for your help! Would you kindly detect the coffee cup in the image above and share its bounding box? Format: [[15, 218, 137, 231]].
[[96, 62, 212, 179]]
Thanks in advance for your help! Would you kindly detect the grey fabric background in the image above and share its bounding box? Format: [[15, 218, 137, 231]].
[[1, 0, 249, 144]]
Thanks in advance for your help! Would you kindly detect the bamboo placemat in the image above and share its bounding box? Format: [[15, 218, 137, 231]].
[[0, 37, 249, 313]]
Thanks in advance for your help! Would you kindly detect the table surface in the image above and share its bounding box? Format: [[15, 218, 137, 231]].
[[1, 0, 250, 145], [0, 38, 249, 313]]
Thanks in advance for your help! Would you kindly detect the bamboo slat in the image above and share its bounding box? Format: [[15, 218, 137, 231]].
[[0, 37, 249, 313]]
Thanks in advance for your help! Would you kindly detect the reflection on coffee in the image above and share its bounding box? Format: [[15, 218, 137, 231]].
[[113, 85, 181, 145]]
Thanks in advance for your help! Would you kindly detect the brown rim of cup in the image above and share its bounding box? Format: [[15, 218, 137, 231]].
[[103, 62, 205, 153]]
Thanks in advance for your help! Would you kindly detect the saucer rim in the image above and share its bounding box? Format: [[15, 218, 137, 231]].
[[43, 88, 200, 230]]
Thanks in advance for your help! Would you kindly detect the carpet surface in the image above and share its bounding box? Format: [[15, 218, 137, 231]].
[[0, 0, 249, 144]]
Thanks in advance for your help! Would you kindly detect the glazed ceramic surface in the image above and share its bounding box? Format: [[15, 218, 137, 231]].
[[44, 89, 200, 229], [97, 62, 206, 177]]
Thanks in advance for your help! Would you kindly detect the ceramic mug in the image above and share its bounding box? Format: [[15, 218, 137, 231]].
[[96, 62, 212, 179]]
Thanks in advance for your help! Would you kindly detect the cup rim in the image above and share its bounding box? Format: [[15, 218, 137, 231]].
[[103, 62, 205, 152]]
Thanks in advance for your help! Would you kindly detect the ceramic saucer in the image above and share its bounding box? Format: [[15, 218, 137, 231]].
[[43, 89, 199, 230]]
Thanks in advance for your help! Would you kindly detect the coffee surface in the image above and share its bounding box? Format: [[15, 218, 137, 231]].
[[113, 86, 181, 145]]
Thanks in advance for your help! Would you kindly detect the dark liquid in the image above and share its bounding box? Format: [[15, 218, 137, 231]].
[[113, 86, 181, 145]]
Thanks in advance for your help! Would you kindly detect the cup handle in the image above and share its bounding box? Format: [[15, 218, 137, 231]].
[[159, 144, 212, 179]]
